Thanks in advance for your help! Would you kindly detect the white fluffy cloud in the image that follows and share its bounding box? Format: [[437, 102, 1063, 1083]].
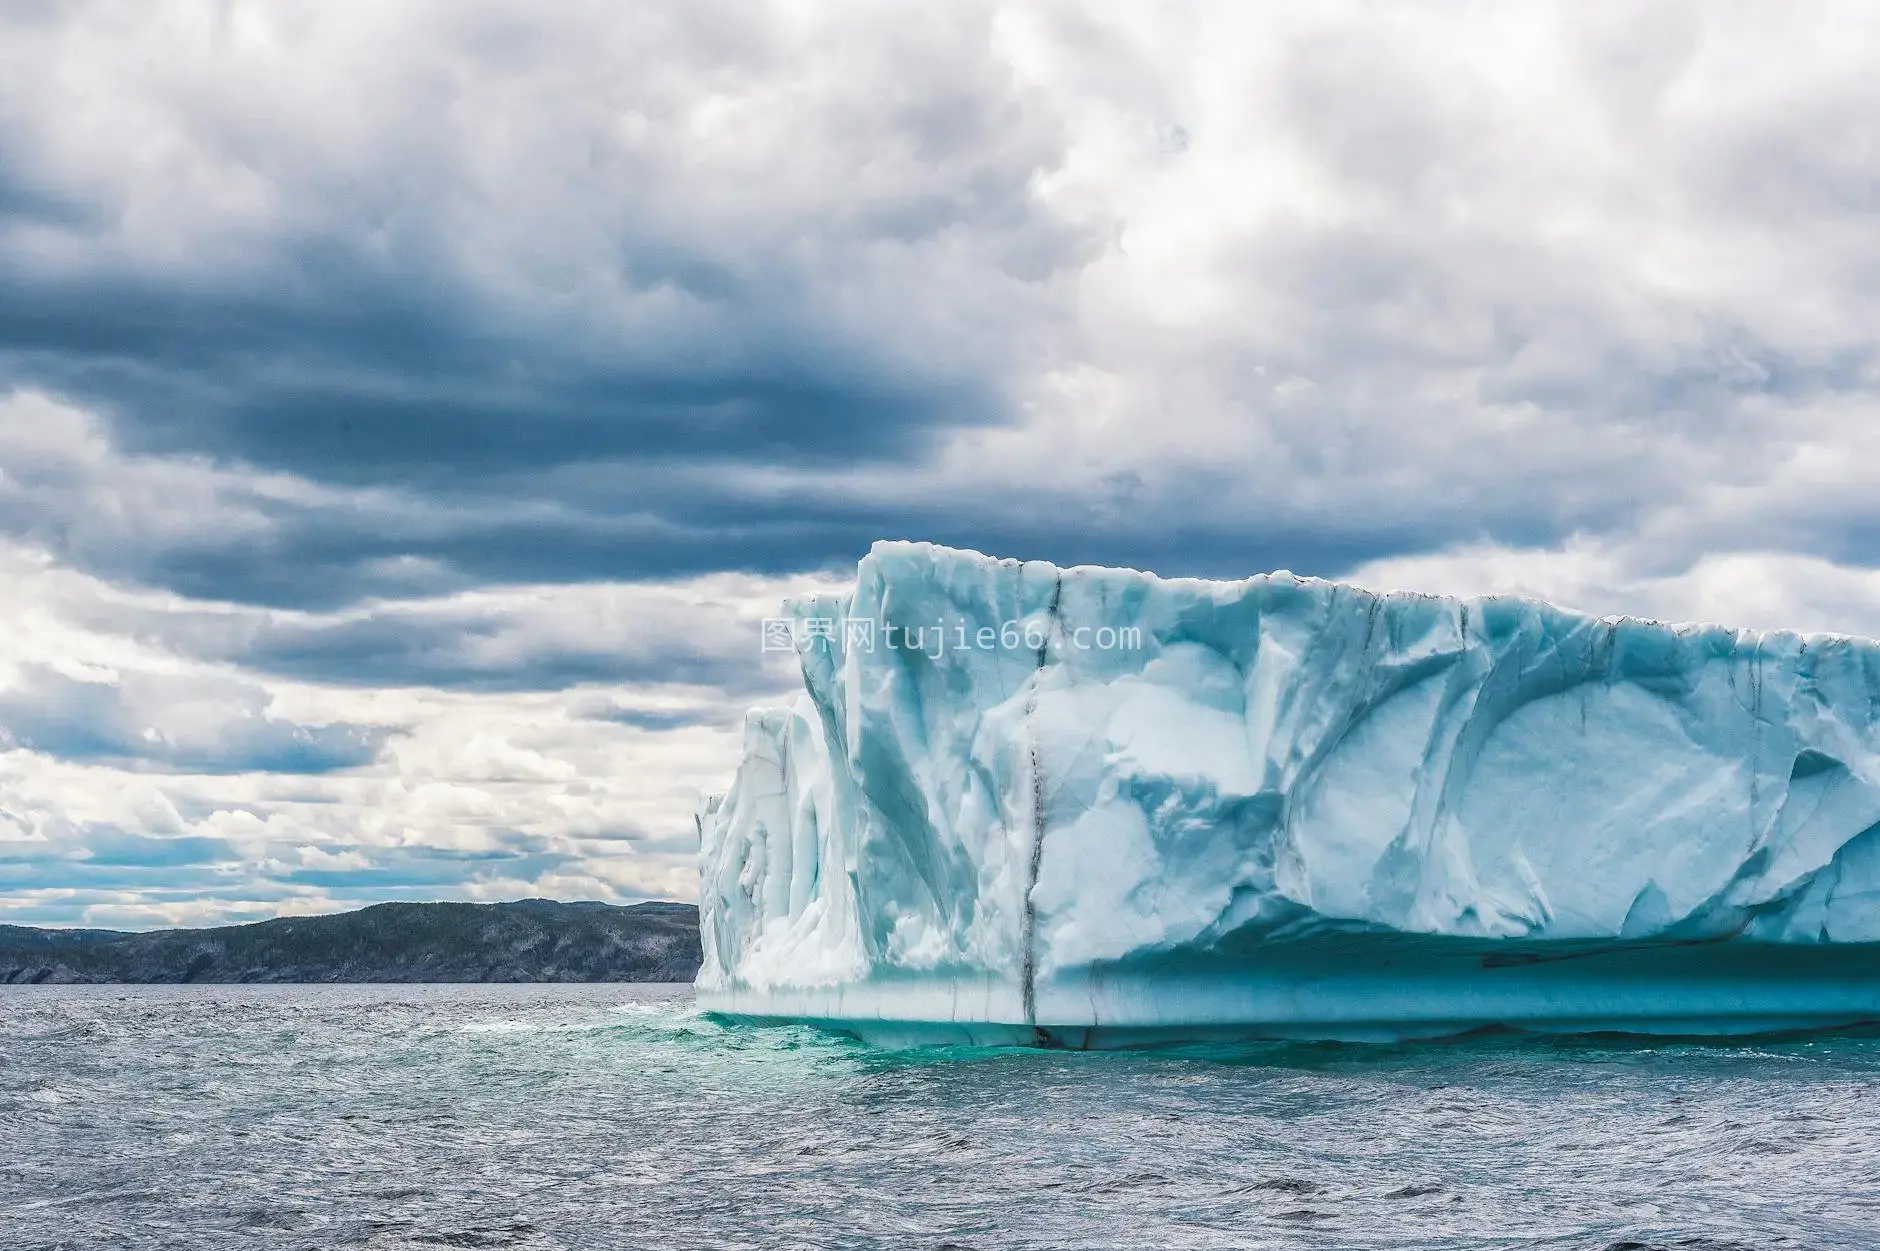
[[1348, 540, 1880, 642], [0, 496, 822, 927]]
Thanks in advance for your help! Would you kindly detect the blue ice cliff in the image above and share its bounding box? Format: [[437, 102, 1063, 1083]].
[[696, 542, 1880, 1045]]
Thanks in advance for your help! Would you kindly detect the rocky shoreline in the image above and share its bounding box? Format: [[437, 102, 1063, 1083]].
[[0, 899, 702, 984]]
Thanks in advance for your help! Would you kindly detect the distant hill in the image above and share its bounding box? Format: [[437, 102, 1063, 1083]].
[[0, 899, 701, 985]]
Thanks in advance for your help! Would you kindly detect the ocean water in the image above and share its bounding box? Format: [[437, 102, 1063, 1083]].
[[3, 985, 1878, 1250]]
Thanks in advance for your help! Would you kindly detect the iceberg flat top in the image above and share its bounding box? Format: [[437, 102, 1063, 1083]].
[[698, 542, 1880, 1043]]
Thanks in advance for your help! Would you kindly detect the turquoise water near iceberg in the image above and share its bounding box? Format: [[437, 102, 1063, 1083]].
[[4, 983, 1878, 1249]]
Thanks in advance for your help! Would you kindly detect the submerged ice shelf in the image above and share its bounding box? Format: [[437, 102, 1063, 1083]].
[[696, 542, 1880, 1045]]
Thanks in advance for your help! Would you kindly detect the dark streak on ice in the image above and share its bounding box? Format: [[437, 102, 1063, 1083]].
[[1019, 570, 1064, 1045]]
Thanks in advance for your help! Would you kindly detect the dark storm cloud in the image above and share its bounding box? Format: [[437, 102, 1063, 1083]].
[[0, 664, 388, 773], [0, 827, 236, 870], [127, 490, 882, 611], [137, 483, 1449, 611], [0, 0, 1093, 607], [569, 701, 731, 732], [230, 608, 762, 693], [76, 831, 238, 869], [2, 381, 1455, 616], [31, 564, 794, 695], [0, 259, 999, 477]]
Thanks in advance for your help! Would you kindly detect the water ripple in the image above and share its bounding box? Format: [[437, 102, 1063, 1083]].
[[2, 984, 1878, 1248]]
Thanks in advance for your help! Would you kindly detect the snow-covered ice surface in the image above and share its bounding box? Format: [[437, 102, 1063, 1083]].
[[698, 542, 1880, 1046]]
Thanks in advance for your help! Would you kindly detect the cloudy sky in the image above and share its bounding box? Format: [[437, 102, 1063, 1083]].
[[3, 1, 1879, 927]]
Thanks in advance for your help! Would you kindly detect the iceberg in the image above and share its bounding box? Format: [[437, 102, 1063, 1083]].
[[696, 542, 1880, 1045]]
